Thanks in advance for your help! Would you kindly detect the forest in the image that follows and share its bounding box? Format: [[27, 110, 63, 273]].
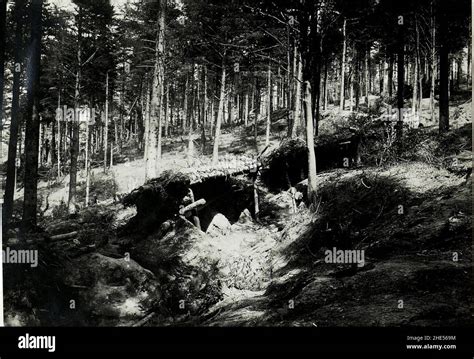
[[0, 0, 472, 327]]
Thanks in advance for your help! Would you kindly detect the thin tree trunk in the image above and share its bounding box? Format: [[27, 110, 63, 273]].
[[467, 37, 471, 85], [388, 54, 394, 99], [304, 80, 317, 204], [143, 79, 151, 171], [164, 83, 169, 137], [68, 5, 83, 214], [56, 91, 61, 178], [323, 58, 328, 110], [183, 74, 189, 134], [22, 0, 43, 230], [396, 24, 405, 142], [412, 18, 419, 116], [3, 0, 23, 231], [430, 6, 436, 122], [104, 72, 109, 172], [85, 108, 90, 206], [365, 47, 369, 106], [0, 0, 6, 160], [439, 11, 449, 133], [146, 0, 165, 179], [339, 18, 347, 110], [412, 56, 418, 115], [243, 91, 249, 126], [203, 66, 208, 130], [350, 72, 354, 112], [265, 63, 271, 146], [212, 60, 226, 165], [291, 50, 302, 138]]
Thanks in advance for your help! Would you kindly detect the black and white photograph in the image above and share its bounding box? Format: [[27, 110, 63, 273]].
[[0, 0, 472, 348]]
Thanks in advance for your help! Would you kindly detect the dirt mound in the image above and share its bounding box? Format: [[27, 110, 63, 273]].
[[204, 163, 472, 326], [59, 253, 159, 326], [122, 171, 191, 233]]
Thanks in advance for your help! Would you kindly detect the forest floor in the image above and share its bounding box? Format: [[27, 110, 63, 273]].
[[3, 93, 473, 327]]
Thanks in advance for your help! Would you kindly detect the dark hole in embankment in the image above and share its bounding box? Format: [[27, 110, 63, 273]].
[[261, 136, 361, 192], [190, 176, 255, 231], [121, 172, 256, 236]]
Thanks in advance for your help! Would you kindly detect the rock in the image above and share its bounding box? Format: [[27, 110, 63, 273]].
[[206, 213, 231, 237], [268, 224, 279, 233], [60, 253, 159, 326], [131, 217, 224, 315], [237, 208, 253, 224]]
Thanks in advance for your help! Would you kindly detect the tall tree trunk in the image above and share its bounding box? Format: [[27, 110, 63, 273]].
[[85, 108, 90, 206], [164, 83, 170, 137], [68, 5, 82, 214], [323, 58, 328, 110], [243, 91, 249, 126], [0, 0, 6, 158], [0, 0, 4, 321], [388, 54, 394, 99], [3, 0, 24, 231], [188, 69, 195, 160], [413, 18, 421, 116], [203, 66, 208, 131], [339, 18, 347, 110], [304, 80, 317, 204], [54, 91, 60, 178], [254, 76, 259, 151], [439, 10, 449, 133], [212, 60, 226, 165], [396, 21, 405, 142], [412, 55, 418, 115], [22, 0, 43, 230], [355, 54, 360, 110], [146, 0, 165, 179], [430, 5, 436, 122], [299, 3, 318, 206], [291, 50, 302, 138], [183, 74, 189, 134], [456, 58, 462, 89], [286, 24, 292, 115], [467, 37, 471, 85], [265, 63, 271, 147], [349, 72, 354, 112], [104, 72, 109, 172], [365, 47, 369, 106]]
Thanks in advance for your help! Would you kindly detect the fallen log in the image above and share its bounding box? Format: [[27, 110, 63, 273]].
[[50, 231, 78, 241], [132, 312, 155, 327], [179, 198, 206, 215], [45, 222, 82, 235]]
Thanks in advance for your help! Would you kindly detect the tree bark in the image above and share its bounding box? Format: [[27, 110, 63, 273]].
[[55, 91, 60, 178], [430, 5, 436, 122], [22, 0, 43, 230], [3, 0, 24, 231], [291, 50, 302, 138], [412, 18, 419, 116], [304, 80, 317, 204], [0, 0, 6, 157], [212, 60, 226, 165], [104, 72, 109, 172], [388, 53, 394, 99], [265, 63, 271, 147], [68, 5, 83, 214], [85, 107, 90, 206], [439, 11, 449, 133], [146, 0, 165, 179], [339, 18, 347, 110]]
